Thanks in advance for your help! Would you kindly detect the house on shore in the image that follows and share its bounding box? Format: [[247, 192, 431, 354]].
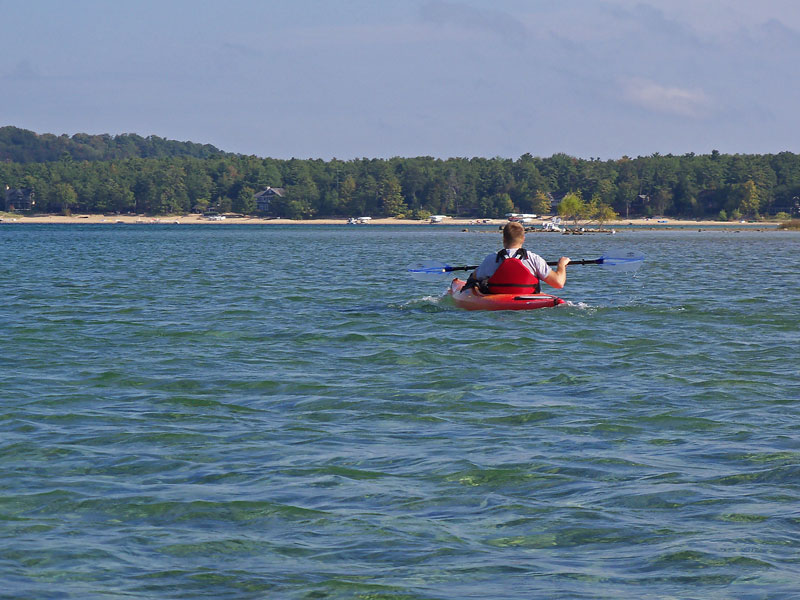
[[4, 186, 35, 211], [254, 187, 285, 213]]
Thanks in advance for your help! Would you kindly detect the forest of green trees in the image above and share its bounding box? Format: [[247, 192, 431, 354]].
[[2, 126, 800, 220]]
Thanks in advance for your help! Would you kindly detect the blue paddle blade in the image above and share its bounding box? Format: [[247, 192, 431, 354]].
[[598, 249, 645, 271], [407, 260, 451, 281]]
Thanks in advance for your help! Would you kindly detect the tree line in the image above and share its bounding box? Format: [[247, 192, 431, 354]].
[[0, 126, 225, 163], [2, 127, 800, 220]]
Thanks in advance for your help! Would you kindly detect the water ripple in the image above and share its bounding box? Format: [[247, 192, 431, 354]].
[[1, 226, 799, 598]]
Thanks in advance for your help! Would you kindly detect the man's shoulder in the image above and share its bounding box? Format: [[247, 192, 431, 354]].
[[522, 249, 542, 260]]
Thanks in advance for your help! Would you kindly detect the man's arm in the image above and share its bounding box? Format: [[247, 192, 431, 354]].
[[542, 256, 570, 289]]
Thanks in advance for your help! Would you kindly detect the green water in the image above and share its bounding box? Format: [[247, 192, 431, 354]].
[[1, 224, 799, 599]]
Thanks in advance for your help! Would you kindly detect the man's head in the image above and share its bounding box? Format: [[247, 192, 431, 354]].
[[502, 221, 525, 247]]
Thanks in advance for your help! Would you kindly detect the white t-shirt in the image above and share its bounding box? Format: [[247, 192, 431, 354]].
[[473, 247, 552, 281]]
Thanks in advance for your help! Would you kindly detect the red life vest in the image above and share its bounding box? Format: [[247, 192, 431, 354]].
[[486, 248, 541, 294]]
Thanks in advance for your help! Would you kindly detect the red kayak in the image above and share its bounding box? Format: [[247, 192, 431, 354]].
[[448, 278, 565, 311]]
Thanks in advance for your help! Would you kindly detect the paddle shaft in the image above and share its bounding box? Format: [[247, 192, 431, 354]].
[[444, 258, 600, 272], [548, 258, 601, 266]]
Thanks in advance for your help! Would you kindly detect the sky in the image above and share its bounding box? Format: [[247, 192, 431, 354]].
[[2, 0, 800, 160]]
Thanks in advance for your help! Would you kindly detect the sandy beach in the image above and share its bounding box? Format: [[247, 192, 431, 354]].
[[0, 213, 784, 228]]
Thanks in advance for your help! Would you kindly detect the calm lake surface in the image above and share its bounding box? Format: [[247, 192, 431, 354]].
[[2, 224, 799, 599]]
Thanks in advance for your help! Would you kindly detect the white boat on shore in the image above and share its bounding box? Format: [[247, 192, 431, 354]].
[[542, 217, 564, 232]]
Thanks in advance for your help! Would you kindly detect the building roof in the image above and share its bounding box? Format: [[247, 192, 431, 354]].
[[255, 187, 285, 198]]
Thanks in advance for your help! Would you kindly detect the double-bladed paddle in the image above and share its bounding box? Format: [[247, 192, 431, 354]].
[[407, 249, 644, 281]]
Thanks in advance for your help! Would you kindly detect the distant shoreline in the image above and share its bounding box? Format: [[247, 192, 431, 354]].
[[0, 213, 783, 229]]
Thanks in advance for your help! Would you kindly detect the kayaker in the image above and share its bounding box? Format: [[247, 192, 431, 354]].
[[464, 222, 570, 293]]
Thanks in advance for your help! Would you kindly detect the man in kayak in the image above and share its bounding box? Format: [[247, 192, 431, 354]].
[[464, 221, 570, 293]]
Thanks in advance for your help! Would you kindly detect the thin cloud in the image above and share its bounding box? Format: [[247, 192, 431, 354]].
[[221, 42, 262, 59], [622, 78, 712, 117], [419, 0, 527, 44], [6, 59, 40, 81]]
